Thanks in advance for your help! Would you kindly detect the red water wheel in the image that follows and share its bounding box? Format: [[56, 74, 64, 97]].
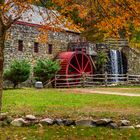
[[56, 51, 93, 87]]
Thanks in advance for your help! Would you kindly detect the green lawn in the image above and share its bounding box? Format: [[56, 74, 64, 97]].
[[3, 88, 140, 119], [1, 88, 140, 140], [3, 89, 140, 118], [0, 126, 140, 140]]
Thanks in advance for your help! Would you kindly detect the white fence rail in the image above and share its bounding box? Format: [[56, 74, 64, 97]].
[[54, 73, 140, 88]]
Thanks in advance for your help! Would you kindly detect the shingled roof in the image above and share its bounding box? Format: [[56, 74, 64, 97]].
[[8, 4, 80, 33]]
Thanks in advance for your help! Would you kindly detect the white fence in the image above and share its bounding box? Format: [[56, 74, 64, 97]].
[[54, 73, 140, 88]]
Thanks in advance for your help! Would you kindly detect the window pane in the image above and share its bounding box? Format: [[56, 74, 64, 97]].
[[18, 40, 23, 51], [34, 42, 39, 53], [48, 44, 52, 54]]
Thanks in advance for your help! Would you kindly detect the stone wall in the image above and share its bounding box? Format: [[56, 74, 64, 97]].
[[4, 23, 80, 68], [122, 46, 140, 75], [96, 41, 140, 75]]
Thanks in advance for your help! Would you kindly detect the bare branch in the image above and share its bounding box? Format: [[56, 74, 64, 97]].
[[0, 12, 4, 26], [5, 16, 21, 29]]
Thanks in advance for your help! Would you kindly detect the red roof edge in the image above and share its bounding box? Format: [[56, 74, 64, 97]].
[[16, 21, 41, 28], [15, 21, 81, 34]]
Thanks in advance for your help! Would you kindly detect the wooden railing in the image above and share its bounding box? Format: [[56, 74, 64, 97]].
[[54, 73, 140, 88], [105, 39, 129, 47]]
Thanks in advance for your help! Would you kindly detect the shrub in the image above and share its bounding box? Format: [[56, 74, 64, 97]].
[[4, 60, 31, 88], [33, 59, 60, 85], [96, 51, 108, 73]]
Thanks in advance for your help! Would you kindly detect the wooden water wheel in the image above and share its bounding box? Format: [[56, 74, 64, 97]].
[[56, 51, 94, 87]]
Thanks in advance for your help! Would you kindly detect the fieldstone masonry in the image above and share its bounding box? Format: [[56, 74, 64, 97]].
[[4, 23, 80, 68], [122, 46, 140, 74]]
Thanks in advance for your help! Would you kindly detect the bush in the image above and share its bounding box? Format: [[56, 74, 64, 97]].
[[96, 51, 108, 73], [33, 59, 60, 85], [4, 60, 31, 88]]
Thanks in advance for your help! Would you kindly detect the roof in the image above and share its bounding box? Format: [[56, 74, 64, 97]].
[[8, 4, 80, 33]]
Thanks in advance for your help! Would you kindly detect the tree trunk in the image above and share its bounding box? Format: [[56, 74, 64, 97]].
[[13, 82, 17, 89], [0, 24, 6, 113]]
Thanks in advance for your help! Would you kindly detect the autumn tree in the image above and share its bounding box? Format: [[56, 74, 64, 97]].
[[56, 0, 140, 40], [0, 0, 39, 112], [90, 0, 140, 39], [0, 0, 26, 112]]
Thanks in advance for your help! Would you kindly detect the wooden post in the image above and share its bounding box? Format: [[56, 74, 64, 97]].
[[82, 73, 86, 88], [54, 75, 57, 88], [105, 71, 108, 87], [126, 73, 129, 85]]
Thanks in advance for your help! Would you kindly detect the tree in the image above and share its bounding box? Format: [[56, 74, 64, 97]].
[[96, 50, 108, 73], [58, 0, 140, 40], [0, 0, 34, 112], [33, 59, 60, 85], [4, 59, 31, 88]]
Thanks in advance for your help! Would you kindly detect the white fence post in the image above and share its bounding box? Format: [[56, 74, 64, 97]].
[[105, 72, 108, 86], [126, 73, 129, 85], [54, 75, 57, 88]]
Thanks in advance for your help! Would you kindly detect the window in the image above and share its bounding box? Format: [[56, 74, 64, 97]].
[[48, 44, 52, 54], [34, 42, 39, 53], [18, 40, 23, 51]]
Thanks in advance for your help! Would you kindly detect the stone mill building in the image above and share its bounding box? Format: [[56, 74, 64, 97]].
[[4, 5, 140, 76], [4, 5, 80, 68]]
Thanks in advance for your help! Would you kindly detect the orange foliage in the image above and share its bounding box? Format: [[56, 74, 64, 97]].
[[1, 0, 140, 40], [53, 0, 140, 39], [78, 0, 140, 39]]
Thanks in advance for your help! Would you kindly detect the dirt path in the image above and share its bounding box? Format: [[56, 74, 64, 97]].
[[64, 88, 140, 97]]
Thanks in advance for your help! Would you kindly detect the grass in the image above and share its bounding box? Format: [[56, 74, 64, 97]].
[[0, 126, 140, 140], [2, 88, 140, 119], [1, 88, 140, 140]]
